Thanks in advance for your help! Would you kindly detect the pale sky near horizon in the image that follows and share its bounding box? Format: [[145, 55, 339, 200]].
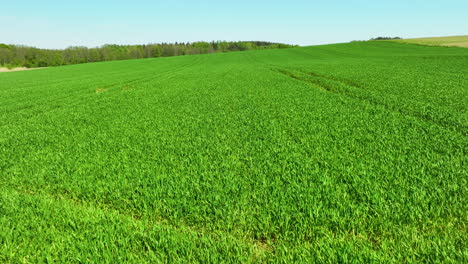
[[1, 0, 467, 49]]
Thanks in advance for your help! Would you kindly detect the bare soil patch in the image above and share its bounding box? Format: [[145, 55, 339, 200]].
[[0, 67, 47, 73], [95, 88, 108, 93], [444, 42, 468, 48]]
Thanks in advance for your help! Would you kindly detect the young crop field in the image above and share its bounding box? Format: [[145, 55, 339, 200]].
[[1, 41, 467, 263]]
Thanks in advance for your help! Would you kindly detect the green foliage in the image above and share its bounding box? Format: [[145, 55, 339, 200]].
[[0, 41, 467, 262], [0, 41, 295, 68], [0, 43, 11, 49], [370, 36, 402, 40]]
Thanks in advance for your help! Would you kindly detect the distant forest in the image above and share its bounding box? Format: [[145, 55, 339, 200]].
[[0, 41, 295, 68], [370, 37, 402, 40]]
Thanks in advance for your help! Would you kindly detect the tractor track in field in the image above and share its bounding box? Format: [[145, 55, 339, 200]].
[[275, 68, 468, 135], [4, 184, 275, 258]]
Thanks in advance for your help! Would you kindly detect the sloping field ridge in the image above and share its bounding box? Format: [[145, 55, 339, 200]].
[[392, 35, 468, 47]]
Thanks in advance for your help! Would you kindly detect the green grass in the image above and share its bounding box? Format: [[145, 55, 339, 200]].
[[392, 35, 468, 47], [1, 41, 467, 263]]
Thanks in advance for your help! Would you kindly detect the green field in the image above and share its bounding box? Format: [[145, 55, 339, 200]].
[[1, 41, 467, 263], [392, 35, 468, 47]]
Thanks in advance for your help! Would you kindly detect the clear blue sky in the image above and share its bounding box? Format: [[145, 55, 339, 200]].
[[1, 0, 467, 49]]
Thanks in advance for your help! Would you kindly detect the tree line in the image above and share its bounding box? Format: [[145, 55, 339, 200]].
[[370, 37, 402, 40], [0, 41, 295, 68]]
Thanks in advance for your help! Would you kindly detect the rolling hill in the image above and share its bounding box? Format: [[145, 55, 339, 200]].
[[392, 35, 468, 47], [1, 41, 467, 263]]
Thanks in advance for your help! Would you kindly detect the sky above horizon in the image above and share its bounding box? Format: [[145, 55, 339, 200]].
[[1, 0, 467, 49]]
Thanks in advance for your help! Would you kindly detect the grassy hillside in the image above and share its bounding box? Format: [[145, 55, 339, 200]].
[[1, 41, 467, 263], [392, 35, 468, 47]]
